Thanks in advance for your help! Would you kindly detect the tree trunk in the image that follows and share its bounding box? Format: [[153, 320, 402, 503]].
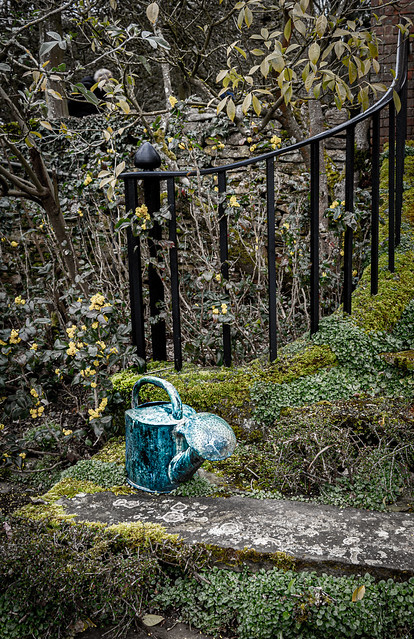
[[40, 13, 68, 120]]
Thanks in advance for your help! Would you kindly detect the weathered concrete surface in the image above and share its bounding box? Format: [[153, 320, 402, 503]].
[[58, 491, 414, 579]]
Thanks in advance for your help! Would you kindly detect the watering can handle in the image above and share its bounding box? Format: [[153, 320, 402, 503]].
[[132, 376, 183, 420]]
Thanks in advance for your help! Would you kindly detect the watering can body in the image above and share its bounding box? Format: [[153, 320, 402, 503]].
[[125, 376, 236, 493]]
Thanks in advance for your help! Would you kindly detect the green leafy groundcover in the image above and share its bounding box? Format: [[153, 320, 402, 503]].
[[1, 518, 414, 639]]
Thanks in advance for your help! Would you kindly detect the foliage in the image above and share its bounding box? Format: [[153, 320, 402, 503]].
[[154, 566, 414, 639], [60, 459, 126, 488], [0, 517, 162, 639], [217, 0, 391, 120]]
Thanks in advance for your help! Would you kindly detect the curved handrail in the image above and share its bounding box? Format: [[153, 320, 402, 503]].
[[121, 32, 408, 180]]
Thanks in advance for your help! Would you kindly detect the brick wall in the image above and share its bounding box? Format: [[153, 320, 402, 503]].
[[371, 0, 414, 143]]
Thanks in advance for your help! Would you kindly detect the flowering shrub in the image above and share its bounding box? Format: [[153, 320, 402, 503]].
[[0, 289, 140, 468]]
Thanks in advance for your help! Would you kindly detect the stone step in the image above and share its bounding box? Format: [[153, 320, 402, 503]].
[[58, 491, 414, 580]]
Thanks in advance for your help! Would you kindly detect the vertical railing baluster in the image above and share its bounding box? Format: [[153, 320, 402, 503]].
[[218, 171, 231, 367], [143, 176, 167, 361], [388, 100, 396, 272], [167, 178, 182, 371], [343, 125, 355, 315], [395, 78, 407, 248], [310, 140, 320, 334], [266, 157, 277, 361], [124, 178, 146, 363], [371, 112, 380, 296]]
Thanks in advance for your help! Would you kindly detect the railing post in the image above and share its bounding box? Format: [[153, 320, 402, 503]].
[[218, 170, 231, 367], [167, 178, 183, 371], [266, 156, 277, 361], [124, 178, 146, 363], [388, 101, 396, 272], [310, 141, 320, 334], [395, 77, 407, 248], [343, 125, 355, 315], [134, 142, 167, 362], [371, 111, 380, 296]]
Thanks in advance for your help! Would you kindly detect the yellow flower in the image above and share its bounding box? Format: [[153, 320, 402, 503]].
[[168, 95, 178, 108], [178, 143, 185, 150], [270, 135, 281, 148], [109, 347, 118, 354], [168, 137, 173, 143], [213, 186, 218, 192], [9, 329, 21, 344], [135, 204, 149, 219], [93, 360, 99, 367], [81, 325, 87, 331], [215, 274, 221, 282], [11, 241, 18, 248], [66, 325, 77, 339], [37, 405, 44, 415], [212, 307, 219, 315], [76, 342, 84, 349], [66, 341, 78, 356], [78, 209, 83, 217], [83, 175, 92, 186], [89, 293, 106, 311], [77, 298, 83, 303], [0, 340, 6, 346], [63, 429, 73, 436], [55, 368, 61, 375], [30, 408, 38, 418], [221, 303, 228, 315], [341, 200, 345, 205], [96, 340, 106, 350], [283, 222, 290, 230], [0, 424, 4, 431], [92, 321, 99, 329], [30, 388, 38, 398], [229, 195, 240, 208], [330, 200, 339, 209], [250, 145, 256, 152], [19, 452, 26, 459], [14, 296, 26, 305], [91, 382, 97, 388], [247, 137, 252, 143], [353, 269, 358, 277], [340, 250, 344, 256], [322, 271, 327, 277], [30, 343, 38, 351]]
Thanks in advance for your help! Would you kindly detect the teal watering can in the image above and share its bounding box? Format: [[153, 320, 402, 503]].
[[125, 376, 236, 493]]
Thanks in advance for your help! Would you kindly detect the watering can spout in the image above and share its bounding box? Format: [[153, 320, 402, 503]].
[[168, 447, 204, 485]]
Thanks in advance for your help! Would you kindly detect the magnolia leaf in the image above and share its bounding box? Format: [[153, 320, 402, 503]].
[[315, 14, 328, 37], [260, 58, 270, 77], [117, 99, 130, 114], [352, 585, 365, 602], [39, 120, 53, 131], [251, 48, 265, 56], [142, 615, 164, 627], [348, 60, 357, 84], [294, 19, 306, 37], [308, 42, 320, 65], [217, 95, 229, 114], [245, 6, 253, 27], [305, 71, 315, 93], [226, 97, 236, 121], [216, 69, 229, 83], [47, 88, 63, 100], [234, 45, 247, 59], [393, 90, 402, 113], [313, 82, 321, 99], [115, 161, 126, 177], [373, 58, 380, 74], [39, 41, 58, 57], [322, 42, 335, 60], [242, 92, 252, 114], [146, 2, 159, 24], [237, 8, 244, 30], [252, 93, 261, 116], [284, 19, 292, 42]]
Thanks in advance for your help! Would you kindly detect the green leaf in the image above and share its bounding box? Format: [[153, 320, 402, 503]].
[[245, 7, 253, 27], [393, 90, 401, 113], [242, 92, 252, 114], [308, 42, 320, 65], [295, 19, 307, 37], [226, 98, 236, 121], [234, 45, 247, 59], [348, 60, 357, 84], [252, 94, 261, 116], [315, 14, 328, 37], [284, 19, 292, 42]]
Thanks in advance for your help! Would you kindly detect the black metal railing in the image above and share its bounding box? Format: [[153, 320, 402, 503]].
[[121, 33, 409, 371]]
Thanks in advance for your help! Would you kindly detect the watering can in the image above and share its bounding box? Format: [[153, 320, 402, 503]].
[[125, 376, 236, 493]]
